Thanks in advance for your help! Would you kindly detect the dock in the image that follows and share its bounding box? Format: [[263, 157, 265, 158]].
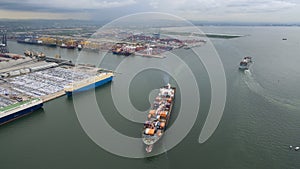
[[161, 31, 244, 39], [40, 91, 65, 102], [0, 55, 112, 112], [135, 52, 166, 59]]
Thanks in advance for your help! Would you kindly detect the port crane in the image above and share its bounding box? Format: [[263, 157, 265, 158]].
[[0, 30, 9, 53]]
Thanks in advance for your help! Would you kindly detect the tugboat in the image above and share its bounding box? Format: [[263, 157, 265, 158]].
[[142, 83, 175, 153], [60, 43, 67, 48], [77, 44, 83, 51], [239, 56, 253, 70]]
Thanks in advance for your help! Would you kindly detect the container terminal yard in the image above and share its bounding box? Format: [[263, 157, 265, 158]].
[[14, 28, 208, 57], [0, 52, 114, 125]]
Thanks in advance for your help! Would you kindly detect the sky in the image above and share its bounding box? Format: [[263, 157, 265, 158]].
[[0, 0, 300, 23]]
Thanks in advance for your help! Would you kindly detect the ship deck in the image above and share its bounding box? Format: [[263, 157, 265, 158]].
[[142, 85, 175, 147]]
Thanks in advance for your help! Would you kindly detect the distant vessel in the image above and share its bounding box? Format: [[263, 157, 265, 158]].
[[44, 43, 57, 48], [282, 38, 287, 40], [17, 39, 39, 45], [64, 72, 114, 96], [239, 56, 253, 70], [0, 98, 43, 125], [112, 48, 134, 56], [24, 50, 45, 58], [77, 44, 82, 51], [111, 45, 135, 56], [60, 43, 67, 48], [66, 45, 76, 49], [60, 43, 75, 49], [142, 84, 175, 153]]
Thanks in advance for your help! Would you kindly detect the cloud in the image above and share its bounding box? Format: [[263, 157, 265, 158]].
[[224, 0, 297, 13], [0, 0, 300, 22], [145, 0, 300, 22], [0, 0, 298, 14], [149, 0, 298, 13], [0, 0, 137, 12], [28, 0, 137, 10], [0, 9, 90, 20]]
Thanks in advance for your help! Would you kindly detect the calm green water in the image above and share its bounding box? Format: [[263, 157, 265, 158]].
[[1, 26, 300, 169]]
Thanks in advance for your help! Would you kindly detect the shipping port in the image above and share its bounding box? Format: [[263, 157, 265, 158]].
[[0, 26, 210, 125], [0, 26, 204, 125], [13, 28, 208, 57], [0, 50, 114, 125]]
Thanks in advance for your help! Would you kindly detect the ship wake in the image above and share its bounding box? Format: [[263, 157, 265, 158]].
[[243, 70, 300, 110], [163, 74, 170, 84]]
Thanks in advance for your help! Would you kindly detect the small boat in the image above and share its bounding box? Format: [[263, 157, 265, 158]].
[[239, 56, 253, 70], [60, 43, 67, 48], [77, 44, 82, 51], [24, 50, 32, 57]]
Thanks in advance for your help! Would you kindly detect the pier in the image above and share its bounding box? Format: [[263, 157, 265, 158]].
[[162, 31, 244, 39], [0, 55, 112, 115], [135, 52, 166, 59], [40, 90, 65, 102]]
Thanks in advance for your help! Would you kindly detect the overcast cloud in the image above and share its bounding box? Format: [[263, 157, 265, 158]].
[[0, 0, 299, 22]]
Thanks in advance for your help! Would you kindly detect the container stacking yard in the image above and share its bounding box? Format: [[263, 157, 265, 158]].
[[0, 55, 113, 125]]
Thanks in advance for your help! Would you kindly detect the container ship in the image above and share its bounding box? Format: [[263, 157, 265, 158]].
[[142, 83, 175, 153], [64, 72, 114, 96], [239, 56, 253, 70], [17, 38, 57, 47], [60, 43, 76, 49], [0, 98, 43, 125]]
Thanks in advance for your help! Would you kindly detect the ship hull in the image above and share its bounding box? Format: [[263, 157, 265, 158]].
[[44, 43, 57, 48], [239, 58, 252, 70], [67, 46, 76, 49], [142, 97, 174, 145], [66, 76, 113, 96], [142, 84, 176, 152], [239, 65, 249, 70], [0, 103, 43, 125]]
